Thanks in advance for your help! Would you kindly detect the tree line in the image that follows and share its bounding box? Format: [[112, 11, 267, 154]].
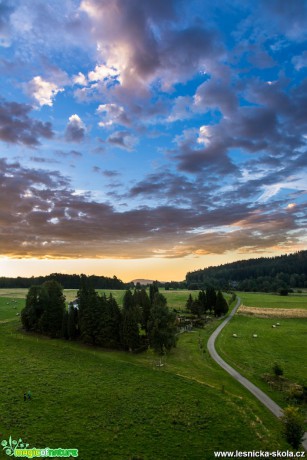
[[21, 277, 177, 356], [186, 251, 307, 292], [0, 273, 125, 289]]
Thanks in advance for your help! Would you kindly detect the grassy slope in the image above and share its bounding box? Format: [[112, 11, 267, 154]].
[[0, 301, 289, 459]]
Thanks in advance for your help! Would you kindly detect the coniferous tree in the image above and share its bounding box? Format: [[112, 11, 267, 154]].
[[39, 280, 66, 338], [214, 291, 229, 317], [206, 286, 217, 313], [67, 304, 79, 340], [138, 288, 151, 332], [148, 293, 177, 356], [190, 299, 202, 317], [123, 289, 135, 310], [121, 289, 141, 351], [198, 290, 207, 314], [185, 293, 193, 312], [149, 282, 159, 305], [21, 285, 44, 331], [96, 294, 122, 349], [62, 310, 69, 339], [78, 275, 101, 345]]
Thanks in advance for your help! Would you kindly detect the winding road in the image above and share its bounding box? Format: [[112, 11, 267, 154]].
[[207, 297, 307, 451]]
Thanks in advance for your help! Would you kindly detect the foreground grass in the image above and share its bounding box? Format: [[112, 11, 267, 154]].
[[0, 320, 290, 459]]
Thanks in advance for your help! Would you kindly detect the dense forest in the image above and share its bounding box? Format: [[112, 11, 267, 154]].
[[186, 251, 307, 292], [0, 273, 125, 289]]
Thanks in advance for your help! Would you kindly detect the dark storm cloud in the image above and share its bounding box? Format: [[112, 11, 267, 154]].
[[0, 100, 54, 146]]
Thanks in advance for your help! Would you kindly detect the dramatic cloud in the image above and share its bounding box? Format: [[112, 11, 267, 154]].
[[0, 159, 304, 260], [80, 0, 224, 94]]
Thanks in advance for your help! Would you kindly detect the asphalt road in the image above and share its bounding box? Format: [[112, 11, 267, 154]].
[[207, 297, 307, 451]]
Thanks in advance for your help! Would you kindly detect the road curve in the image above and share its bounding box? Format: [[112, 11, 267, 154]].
[[207, 297, 307, 451]]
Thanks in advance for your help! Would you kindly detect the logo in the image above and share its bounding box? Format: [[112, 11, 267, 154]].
[[1, 437, 78, 458]]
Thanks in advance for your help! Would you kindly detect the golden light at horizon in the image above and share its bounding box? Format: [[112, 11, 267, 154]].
[[0, 248, 301, 283]]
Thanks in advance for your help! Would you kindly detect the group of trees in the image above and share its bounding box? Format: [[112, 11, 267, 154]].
[[21, 280, 66, 338], [21, 278, 177, 356], [186, 251, 307, 292], [185, 288, 229, 317]]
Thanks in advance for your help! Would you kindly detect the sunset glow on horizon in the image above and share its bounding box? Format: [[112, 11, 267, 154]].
[[0, 0, 306, 282]]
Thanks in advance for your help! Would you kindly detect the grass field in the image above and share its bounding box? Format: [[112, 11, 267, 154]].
[[0, 288, 229, 311], [216, 293, 307, 419], [65, 288, 192, 310], [0, 290, 291, 459], [237, 291, 307, 309], [0, 297, 25, 321]]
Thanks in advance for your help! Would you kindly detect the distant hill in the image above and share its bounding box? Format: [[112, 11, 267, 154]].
[[186, 251, 307, 292], [131, 279, 156, 285]]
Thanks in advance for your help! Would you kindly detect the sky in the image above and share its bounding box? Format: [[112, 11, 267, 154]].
[[0, 0, 307, 282]]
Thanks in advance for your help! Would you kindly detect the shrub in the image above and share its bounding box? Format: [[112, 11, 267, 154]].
[[273, 362, 284, 377], [281, 406, 305, 449]]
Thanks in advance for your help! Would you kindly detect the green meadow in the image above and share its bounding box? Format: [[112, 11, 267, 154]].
[[0, 296, 25, 322], [0, 289, 291, 459], [237, 291, 307, 309], [216, 293, 307, 418], [64, 288, 192, 310]]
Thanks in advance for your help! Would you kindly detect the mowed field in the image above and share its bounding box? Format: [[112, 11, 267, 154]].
[[0, 288, 290, 459], [216, 292, 307, 413]]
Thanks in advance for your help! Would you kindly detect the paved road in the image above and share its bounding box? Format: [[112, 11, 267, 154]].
[[207, 297, 307, 451]]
